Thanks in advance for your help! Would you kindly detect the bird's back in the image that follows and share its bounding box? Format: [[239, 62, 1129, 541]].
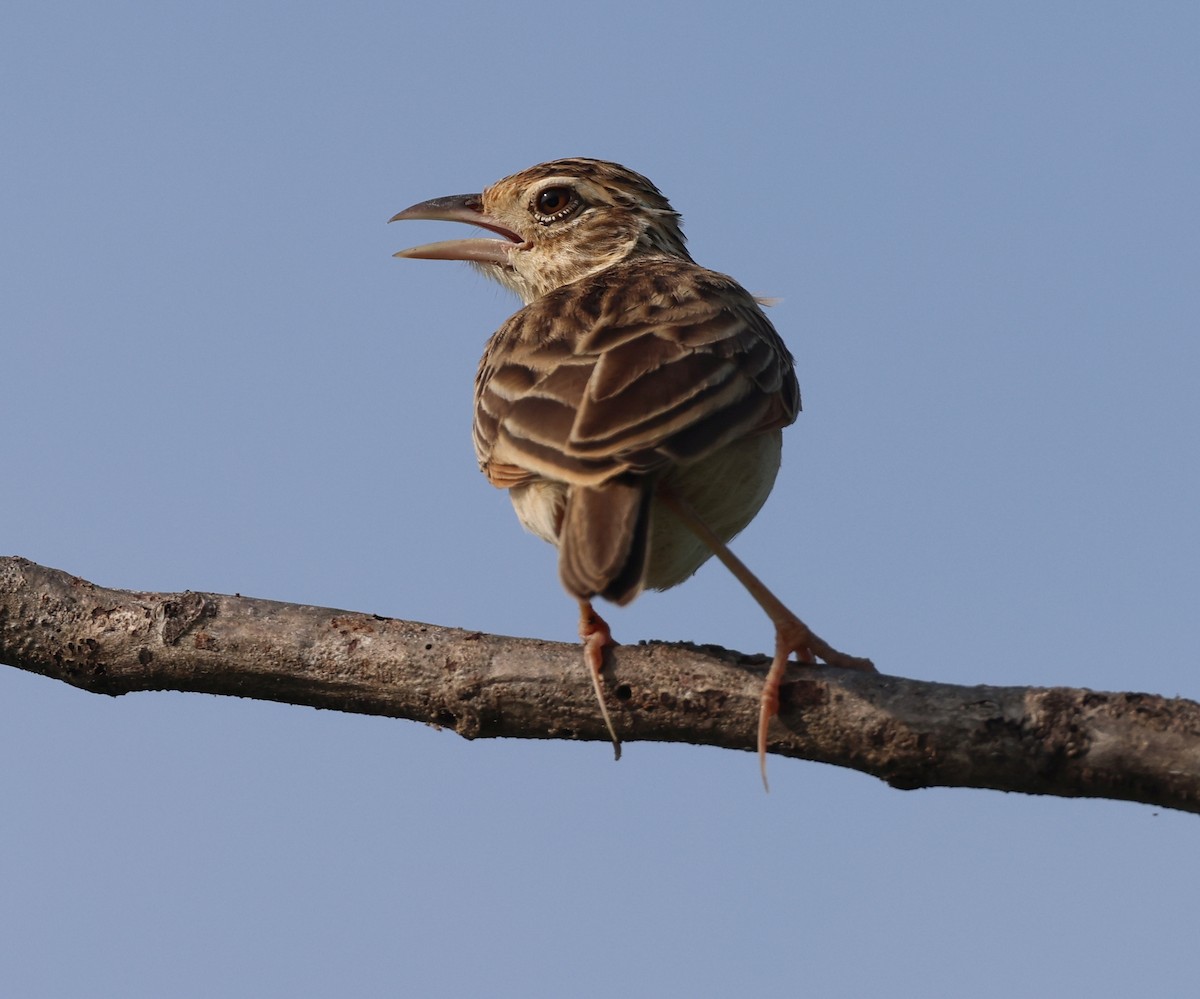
[[474, 256, 799, 603]]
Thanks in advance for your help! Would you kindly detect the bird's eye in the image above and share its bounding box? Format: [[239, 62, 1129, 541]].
[[532, 186, 578, 223]]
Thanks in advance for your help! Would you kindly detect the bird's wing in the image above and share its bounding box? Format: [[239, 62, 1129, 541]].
[[474, 259, 799, 490]]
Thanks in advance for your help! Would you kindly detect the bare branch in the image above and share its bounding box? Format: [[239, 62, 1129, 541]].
[[3, 555, 1198, 813]]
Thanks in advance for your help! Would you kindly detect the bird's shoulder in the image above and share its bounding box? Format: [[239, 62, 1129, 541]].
[[507, 257, 776, 346]]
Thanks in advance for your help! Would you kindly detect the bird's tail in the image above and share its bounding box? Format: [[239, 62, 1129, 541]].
[[558, 479, 652, 606]]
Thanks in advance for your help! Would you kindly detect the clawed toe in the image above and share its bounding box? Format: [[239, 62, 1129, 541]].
[[579, 600, 622, 761], [757, 613, 872, 791]]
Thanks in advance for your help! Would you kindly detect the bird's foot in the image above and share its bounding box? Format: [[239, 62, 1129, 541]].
[[758, 612, 875, 791], [579, 600, 622, 761], [651, 487, 875, 785]]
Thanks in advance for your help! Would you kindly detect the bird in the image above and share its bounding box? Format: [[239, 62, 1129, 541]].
[[390, 157, 872, 787]]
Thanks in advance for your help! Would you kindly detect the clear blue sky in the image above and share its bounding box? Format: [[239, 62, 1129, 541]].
[[3, 3, 1198, 996]]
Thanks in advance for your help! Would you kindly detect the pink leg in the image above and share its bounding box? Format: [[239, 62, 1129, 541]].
[[658, 489, 874, 790], [579, 599, 622, 761]]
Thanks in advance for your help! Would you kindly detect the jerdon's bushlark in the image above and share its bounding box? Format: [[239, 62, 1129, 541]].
[[391, 157, 872, 786]]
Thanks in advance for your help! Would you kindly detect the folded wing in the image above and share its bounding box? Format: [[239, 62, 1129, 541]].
[[474, 257, 799, 489]]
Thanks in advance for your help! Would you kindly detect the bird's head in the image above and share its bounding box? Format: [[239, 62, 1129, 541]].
[[390, 158, 691, 303]]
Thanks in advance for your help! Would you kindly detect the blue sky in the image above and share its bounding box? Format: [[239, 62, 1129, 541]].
[[3, 3, 1198, 996]]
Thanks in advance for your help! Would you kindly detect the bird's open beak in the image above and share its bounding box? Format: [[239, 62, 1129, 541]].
[[389, 194, 525, 265]]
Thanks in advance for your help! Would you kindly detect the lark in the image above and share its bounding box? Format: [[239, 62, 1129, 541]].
[[391, 158, 872, 786]]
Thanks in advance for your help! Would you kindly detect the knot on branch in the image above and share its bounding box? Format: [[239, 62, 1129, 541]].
[[159, 592, 214, 645]]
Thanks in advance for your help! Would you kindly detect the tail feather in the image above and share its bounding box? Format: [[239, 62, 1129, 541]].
[[558, 479, 652, 605]]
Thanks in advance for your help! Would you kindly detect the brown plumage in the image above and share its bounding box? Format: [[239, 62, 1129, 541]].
[[391, 157, 871, 786]]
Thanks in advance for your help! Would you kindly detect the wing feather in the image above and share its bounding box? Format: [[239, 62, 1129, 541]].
[[474, 257, 799, 489]]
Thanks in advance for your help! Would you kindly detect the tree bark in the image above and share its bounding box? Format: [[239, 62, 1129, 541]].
[[2, 555, 1197, 813]]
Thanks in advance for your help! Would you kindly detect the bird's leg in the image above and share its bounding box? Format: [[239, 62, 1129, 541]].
[[657, 489, 874, 789], [579, 599, 622, 761]]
